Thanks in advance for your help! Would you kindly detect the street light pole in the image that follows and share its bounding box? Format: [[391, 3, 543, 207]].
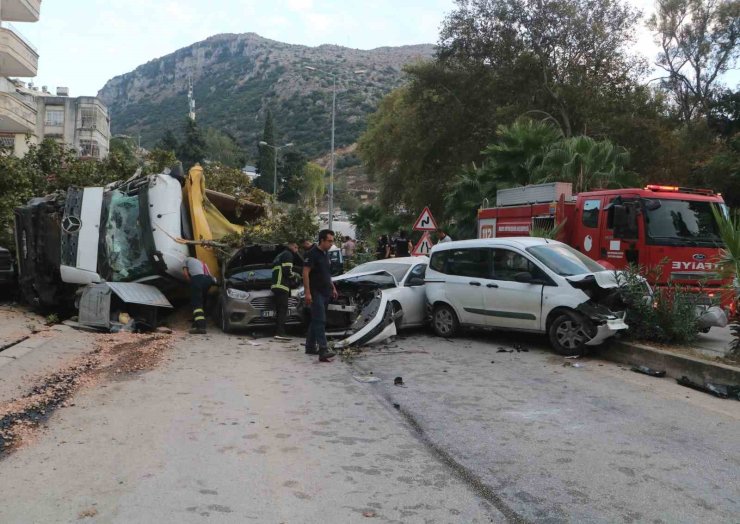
[[259, 141, 294, 198], [305, 66, 365, 231], [329, 74, 336, 231]]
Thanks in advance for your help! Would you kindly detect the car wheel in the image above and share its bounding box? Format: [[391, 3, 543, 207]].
[[391, 301, 403, 329], [548, 314, 592, 356], [433, 304, 459, 338], [220, 302, 233, 334]]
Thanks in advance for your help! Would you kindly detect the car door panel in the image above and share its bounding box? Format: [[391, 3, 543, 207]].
[[400, 263, 427, 326], [482, 249, 544, 331], [442, 248, 491, 325]]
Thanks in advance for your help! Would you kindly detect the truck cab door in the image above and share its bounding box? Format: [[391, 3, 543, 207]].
[[603, 196, 641, 267], [574, 197, 603, 261]]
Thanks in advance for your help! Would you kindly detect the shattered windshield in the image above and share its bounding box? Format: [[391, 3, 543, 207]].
[[347, 262, 410, 282], [644, 199, 723, 245], [526, 244, 604, 276], [103, 190, 157, 281]]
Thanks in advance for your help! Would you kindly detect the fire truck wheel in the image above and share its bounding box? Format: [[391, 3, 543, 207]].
[[548, 314, 591, 356], [433, 304, 460, 338]]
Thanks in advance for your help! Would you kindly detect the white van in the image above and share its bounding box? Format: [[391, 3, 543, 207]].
[[425, 237, 629, 355]]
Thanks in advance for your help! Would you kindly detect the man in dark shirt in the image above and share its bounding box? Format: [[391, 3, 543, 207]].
[[303, 229, 338, 362], [394, 230, 412, 258], [271, 243, 299, 341]]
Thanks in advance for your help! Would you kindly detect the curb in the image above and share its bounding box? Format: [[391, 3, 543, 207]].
[[598, 340, 740, 386]]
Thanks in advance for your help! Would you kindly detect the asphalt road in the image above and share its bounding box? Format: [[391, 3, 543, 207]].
[[351, 330, 740, 523], [0, 323, 738, 523]]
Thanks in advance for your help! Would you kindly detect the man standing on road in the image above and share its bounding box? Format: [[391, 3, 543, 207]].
[[272, 243, 300, 341], [303, 230, 338, 362], [436, 228, 452, 244], [183, 256, 215, 335], [394, 230, 412, 258]]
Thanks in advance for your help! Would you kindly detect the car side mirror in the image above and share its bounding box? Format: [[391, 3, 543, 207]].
[[406, 276, 425, 287], [514, 271, 533, 284]]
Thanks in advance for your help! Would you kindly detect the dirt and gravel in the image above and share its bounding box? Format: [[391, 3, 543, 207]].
[[0, 332, 173, 454]]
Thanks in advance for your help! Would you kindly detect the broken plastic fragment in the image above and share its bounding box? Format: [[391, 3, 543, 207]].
[[631, 365, 666, 377], [353, 375, 381, 383], [676, 376, 740, 400], [394, 376, 404, 386]]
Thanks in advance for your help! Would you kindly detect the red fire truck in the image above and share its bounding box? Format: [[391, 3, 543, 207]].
[[477, 183, 732, 328]]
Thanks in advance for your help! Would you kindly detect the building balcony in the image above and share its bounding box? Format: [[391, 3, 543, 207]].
[[0, 91, 37, 132], [0, 24, 38, 77], [0, 0, 42, 22]]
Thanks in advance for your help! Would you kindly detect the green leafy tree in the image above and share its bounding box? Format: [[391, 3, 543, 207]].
[[301, 162, 326, 212], [178, 118, 206, 170], [157, 129, 180, 153], [278, 150, 307, 203], [203, 128, 245, 168], [649, 0, 740, 123], [440, 0, 646, 137], [255, 110, 276, 193]]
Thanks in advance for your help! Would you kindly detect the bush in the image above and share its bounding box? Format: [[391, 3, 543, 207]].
[[617, 264, 699, 345]]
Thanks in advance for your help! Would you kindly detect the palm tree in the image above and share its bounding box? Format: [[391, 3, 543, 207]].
[[351, 204, 382, 240], [537, 136, 637, 193], [711, 204, 740, 356], [444, 163, 495, 240], [481, 119, 562, 187]]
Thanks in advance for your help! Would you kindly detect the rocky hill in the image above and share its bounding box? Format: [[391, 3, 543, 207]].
[[98, 33, 434, 158]]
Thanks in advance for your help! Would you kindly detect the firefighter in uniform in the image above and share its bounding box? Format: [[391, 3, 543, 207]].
[[271, 242, 300, 340], [183, 256, 216, 335]]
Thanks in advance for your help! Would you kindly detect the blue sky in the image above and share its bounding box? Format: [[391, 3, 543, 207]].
[[17, 0, 737, 97]]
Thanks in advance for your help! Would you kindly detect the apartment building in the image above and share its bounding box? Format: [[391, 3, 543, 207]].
[[0, 1, 110, 158], [0, 0, 40, 154]]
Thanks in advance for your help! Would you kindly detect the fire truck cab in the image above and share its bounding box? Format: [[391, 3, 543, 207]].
[[478, 183, 731, 329]]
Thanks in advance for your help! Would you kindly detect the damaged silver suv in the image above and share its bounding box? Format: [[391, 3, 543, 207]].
[[426, 238, 632, 356]]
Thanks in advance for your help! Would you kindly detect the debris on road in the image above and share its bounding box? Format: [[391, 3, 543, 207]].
[[676, 376, 740, 400], [353, 375, 381, 383], [0, 332, 173, 455], [393, 376, 404, 386], [631, 365, 666, 377]]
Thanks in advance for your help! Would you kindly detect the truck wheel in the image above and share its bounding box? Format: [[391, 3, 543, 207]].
[[548, 314, 591, 356], [433, 304, 459, 338]]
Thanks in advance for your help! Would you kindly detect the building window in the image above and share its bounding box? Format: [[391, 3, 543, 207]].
[[0, 134, 15, 152], [80, 107, 96, 129], [79, 139, 100, 158], [45, 108, 64, 127]]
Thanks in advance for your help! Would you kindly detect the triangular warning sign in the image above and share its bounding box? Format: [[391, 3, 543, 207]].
[[412, 232, 434, 256], [413, 207, 437, 231]]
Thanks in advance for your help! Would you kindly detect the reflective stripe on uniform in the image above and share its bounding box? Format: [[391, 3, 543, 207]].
[[193, 308, 205, 321]]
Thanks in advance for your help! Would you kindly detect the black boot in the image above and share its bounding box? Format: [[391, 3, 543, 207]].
[[318, 348, 336, 362]]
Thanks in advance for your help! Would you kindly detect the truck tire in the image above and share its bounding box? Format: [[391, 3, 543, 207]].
[[433, 304, 460, 338], [548, 313, 592, 356]]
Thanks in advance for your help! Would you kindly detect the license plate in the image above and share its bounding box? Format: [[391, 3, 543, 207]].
[[261, 310, 276, 318]]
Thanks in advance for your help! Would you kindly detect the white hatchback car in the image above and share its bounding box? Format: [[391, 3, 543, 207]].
[[425, 237, 629, 355]]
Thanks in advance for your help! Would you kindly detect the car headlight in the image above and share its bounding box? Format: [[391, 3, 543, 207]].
[[226, 288, 250, 301]]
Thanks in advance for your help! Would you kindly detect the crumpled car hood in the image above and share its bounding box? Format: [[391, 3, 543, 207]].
[[565, 270, 620, 290]]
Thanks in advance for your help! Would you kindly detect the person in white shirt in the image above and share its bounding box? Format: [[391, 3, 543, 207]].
[[436, 228, 452, 243]]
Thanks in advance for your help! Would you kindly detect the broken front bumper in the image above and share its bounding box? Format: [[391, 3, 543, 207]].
[[328, 290, 398, 349], [585, 315, 629, 346], [696, 306, 728, 330]]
